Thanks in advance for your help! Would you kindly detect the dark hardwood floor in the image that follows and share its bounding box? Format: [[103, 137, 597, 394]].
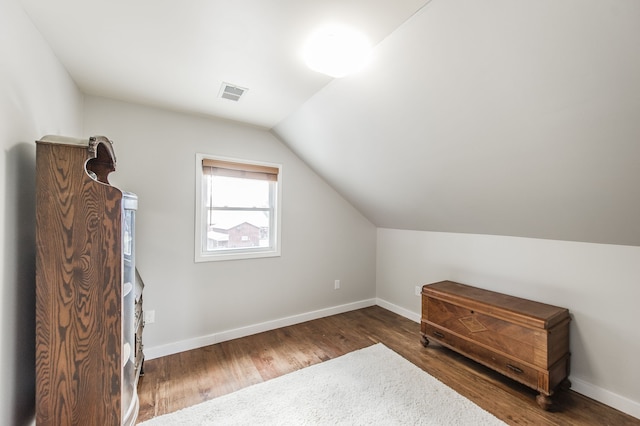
[[136, 306, 639, 425]]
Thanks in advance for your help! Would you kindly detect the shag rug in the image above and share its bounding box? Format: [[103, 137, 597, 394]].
[[139, 343, 506, 425]]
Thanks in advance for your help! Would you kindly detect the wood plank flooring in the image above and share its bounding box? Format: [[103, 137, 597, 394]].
[[136, 306, 639, 425]]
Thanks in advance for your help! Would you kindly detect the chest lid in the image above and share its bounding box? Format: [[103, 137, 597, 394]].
[[422, 281, 570, 330]]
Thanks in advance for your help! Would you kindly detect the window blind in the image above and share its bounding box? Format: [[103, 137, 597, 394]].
[[202, 159, 278, 182]]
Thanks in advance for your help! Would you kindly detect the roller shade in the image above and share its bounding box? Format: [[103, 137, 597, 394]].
[[202, 159, 278, 182]]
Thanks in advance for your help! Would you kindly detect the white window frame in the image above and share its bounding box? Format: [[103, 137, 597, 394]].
[[195, 153, 282, 262]]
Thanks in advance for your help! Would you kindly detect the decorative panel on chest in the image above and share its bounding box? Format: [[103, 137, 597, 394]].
[[420, 281, 570, 410], [35, 135, 143, 425]]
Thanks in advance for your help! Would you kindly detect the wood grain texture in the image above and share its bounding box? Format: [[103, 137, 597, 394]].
[[136, 306, 639, 425], [421, 281, 571, 409], [36, 140, 124, 425], [422, 281, 570, 329]]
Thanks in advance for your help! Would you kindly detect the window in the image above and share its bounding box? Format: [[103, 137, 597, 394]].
[[195, 154, 281, 262]]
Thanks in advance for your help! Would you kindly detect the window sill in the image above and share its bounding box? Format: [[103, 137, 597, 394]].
[[195, 248, 281, 263]]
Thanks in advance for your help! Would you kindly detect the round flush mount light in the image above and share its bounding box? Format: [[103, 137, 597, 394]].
[[302, 24, 372, 78]]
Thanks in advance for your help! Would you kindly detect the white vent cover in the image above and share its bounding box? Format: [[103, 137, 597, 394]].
[[219, 82, 247, 101]]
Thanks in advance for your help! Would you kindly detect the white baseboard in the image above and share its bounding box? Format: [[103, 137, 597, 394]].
[[375, 298, 420, 323], [144, 298, 377, 360], [571, 377, 640, 420], [142, 299, 639, 421]]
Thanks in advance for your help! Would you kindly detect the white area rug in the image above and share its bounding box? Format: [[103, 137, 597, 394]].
[[140, 343, 506, 425]]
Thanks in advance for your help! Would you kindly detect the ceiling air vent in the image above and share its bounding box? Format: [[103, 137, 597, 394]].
[[219, 82, 247, 101]]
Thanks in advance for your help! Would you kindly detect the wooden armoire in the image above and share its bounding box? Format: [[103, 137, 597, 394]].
[[35, 135, 144, 425]]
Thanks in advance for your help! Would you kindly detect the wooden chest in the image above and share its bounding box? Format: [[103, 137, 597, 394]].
[[420, 281, 571, 409]]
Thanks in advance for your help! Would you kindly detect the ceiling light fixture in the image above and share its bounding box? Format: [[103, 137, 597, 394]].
[[302, 24, 372, 78]]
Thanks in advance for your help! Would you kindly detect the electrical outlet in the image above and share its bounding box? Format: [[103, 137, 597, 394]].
[[415, 286, 422, 296], [145, 310, 155, 324], [334, 279, 341, 290]]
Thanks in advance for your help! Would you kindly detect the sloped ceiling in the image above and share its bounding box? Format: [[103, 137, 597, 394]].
[[20, 0, 640, 246], [19, 0, 427, 128], [274, 0, 640, 246]]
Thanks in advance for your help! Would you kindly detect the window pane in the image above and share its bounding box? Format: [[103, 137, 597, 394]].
[[196, 153, 281, 262], [209, 175, 270, 208], [206, 210, 271, 251]]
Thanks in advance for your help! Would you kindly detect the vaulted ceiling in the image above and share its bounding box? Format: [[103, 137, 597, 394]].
[[20, 0, 640, 246], [20, 0, 427, 127]]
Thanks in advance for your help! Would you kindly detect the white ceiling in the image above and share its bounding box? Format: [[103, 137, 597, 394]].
[[20, 0, 640, 246], [274, 0, 640, 246], [20, 0, 428, 128]]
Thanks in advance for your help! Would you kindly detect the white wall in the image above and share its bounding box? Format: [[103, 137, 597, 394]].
[[0, 0, 84, 424], [82, 95, 377, 358], [376, 228, 640, 418]]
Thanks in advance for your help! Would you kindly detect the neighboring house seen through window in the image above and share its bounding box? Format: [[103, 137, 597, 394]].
[[195, 154, 281, 262]]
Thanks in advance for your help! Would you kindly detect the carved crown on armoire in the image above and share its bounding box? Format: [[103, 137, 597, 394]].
[[35, 135, 144, 425]]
